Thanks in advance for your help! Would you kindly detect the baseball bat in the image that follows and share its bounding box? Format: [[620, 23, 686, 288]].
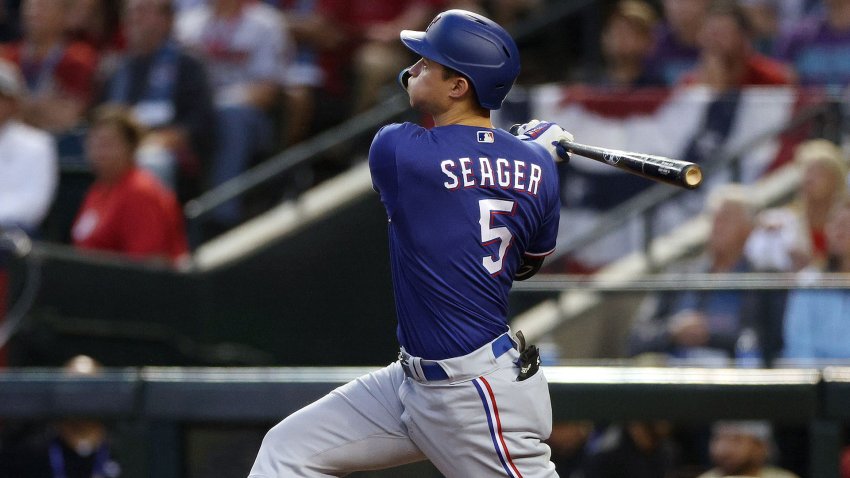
[[559, 140, 703, 190], [510, 124, 703, 189]]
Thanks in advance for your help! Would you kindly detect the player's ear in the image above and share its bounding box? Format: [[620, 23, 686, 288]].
[[448, 76, 471, 101]]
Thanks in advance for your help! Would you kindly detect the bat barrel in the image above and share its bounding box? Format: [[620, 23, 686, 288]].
[[561, 141, 703, 190]]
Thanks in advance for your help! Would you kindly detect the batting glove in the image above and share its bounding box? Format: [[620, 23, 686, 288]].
[[511, 120, 573, 163]]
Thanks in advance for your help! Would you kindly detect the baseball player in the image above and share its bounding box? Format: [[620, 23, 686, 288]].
[[249, 9, 572, 478]]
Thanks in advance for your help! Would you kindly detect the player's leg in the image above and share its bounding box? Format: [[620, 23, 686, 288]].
[[248, 362, 426, 478], [402, 351, 558, 478]]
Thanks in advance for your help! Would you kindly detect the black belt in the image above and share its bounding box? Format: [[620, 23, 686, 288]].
[[400, 334, 516, 382]]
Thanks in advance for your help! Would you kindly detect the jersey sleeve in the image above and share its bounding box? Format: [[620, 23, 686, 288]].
[[369, 123, 411, 217], [368, 123, 406, 190], [526, 159, 561, 257]]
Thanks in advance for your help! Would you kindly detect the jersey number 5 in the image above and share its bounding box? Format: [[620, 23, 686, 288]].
[[479, 199, 516, 275]]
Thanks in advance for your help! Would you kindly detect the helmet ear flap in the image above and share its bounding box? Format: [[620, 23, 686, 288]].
[[398, 66, 413, 89]]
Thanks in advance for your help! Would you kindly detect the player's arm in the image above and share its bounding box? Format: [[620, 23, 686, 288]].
[[514, 254, 545, 281]]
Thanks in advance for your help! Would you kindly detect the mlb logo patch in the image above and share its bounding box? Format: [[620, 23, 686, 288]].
[[477, 131, 494, 143]]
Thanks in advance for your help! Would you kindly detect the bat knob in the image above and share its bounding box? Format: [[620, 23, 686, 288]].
[[509, 124, 521, 135]]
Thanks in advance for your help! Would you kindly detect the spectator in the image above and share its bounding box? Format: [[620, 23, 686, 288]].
[[583, 421, 680, 478], [487, 0, 540, 29], [346, 0, 440, 113], [740, 0, 782, 55], [697, 421, 799, 478], [776, 0, 850, 87], [102, 0, 216, 202], [276, 0, 325, 147], [0, 58, 56, 235], [548, 421, 593, 478], [573, 0, 661, 87], [1, 0, 98, 133], [782, 197, 850, 361], [628, 185, 758, 363], [301, 0, 441, 117], [746, 139, 848, 273], [740, 139, 848, 364], [176, 0, 292, 227], [682, 0, 794, 89], [65, 0, 124, 53], [71, 106, 188, 264], [0, 355, 122, 478], [64, 0, 126, 83], [644, 0, 711, 85]]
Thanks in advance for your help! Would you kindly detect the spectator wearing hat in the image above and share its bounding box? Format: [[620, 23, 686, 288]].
[[697, 421, 799, 478]]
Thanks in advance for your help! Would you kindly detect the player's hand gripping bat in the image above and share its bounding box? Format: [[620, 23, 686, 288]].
[[510, 123, 703, 190]]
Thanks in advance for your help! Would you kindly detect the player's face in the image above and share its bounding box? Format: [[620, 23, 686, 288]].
[[404, 57, 455, 114]]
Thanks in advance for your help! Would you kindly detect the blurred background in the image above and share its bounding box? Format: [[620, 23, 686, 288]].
[[1, 0, 850, 476]]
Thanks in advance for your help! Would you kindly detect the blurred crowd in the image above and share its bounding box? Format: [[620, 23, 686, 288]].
[[0, 0, 549, 254], [0, 0, 849, 258]]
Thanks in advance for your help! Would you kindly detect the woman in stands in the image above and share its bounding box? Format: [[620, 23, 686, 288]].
[[71, 105, 188, 264]]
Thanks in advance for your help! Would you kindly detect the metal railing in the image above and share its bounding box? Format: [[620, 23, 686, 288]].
[[0, 365, 843, 478], [514, 272, 850, 292]]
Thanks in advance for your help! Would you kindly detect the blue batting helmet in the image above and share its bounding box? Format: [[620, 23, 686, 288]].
[[398, 9, 520, 110]]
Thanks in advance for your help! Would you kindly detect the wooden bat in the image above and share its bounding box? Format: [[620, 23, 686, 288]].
[[559, 140, 703, 190]]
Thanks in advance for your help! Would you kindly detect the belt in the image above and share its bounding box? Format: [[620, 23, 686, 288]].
[[400, 333, 516, 382]]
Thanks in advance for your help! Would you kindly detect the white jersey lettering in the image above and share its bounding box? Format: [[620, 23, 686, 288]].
[[441, 159, 459, 189], [479, 157, 495, 187], [496, 158, 511, 188], [441, 156, 543, 194], [527, 164, 542, 196], [513, 161, 526, 191], [460, 157, 475, 187]]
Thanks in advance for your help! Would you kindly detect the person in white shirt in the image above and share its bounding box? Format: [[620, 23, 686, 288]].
[[176, 0, 292, 228], [0, 58, 57, 235]]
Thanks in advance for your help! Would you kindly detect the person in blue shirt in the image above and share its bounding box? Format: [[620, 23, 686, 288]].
[[783, 198, 850, 362], [248, 9, 572, 478]]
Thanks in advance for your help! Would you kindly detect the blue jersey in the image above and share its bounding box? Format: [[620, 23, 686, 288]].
[[369, 123, 560, 359]]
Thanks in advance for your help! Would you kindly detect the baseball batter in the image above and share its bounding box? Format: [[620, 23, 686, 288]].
[[249, 9, 572, 478]]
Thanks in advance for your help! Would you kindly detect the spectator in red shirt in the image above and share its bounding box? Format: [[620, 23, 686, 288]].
[[682, 0, 794, 89], [71, 106, 188, 264], [1, 0, 98, 133]]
